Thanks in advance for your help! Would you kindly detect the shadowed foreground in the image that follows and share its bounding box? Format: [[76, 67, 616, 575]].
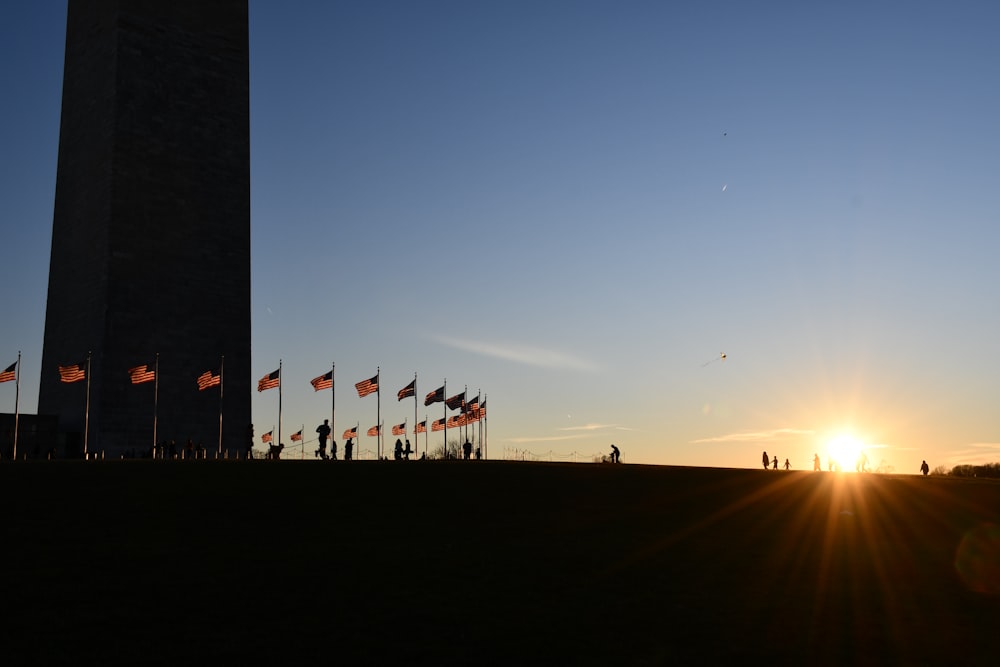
[[2, 461, 999, 665]]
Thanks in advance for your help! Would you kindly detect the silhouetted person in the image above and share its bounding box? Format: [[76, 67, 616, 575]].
[[813, 453, 821, 471], [762, 450, 769, 469], [394, 438, 403, 460], [344, 438, 354, 460], [404, 439, 412, 460], [610, 444, 621, 463], [772, 455, 778, 470], [246, 424, 255, 460], [330, 440, 338, 460], [185, 438, 194, 460], [856, 451, 869, 473], [463, 440, 472, 460], [920, 460, 930, 476], [267, 442, 284, 460], [784, 458, 790, 470], [315, 419, 331, 459], [475, 446, 481, 460]]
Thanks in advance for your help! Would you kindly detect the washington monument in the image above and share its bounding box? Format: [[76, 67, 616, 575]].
[[39, 0, 251, 457]]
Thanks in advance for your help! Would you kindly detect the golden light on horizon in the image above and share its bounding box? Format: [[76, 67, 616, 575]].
[[825, 433, 868, 472]]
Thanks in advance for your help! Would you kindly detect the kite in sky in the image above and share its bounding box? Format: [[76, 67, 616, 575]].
[[702, 352, 727, 367]]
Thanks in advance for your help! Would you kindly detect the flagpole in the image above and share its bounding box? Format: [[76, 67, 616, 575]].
[[423, 413, 428, 456], [13, 351, 21, 460], [152, 352, 159, 453], [376, 366, 381, 460], [300, 423, 305, 461], [218, 355, 225, 457], [443, 379, 447, 459], [331, 362, 335, 457], [84, 352, 92, 458], [484, 393, 488, 460], [277, 359, 283, 453], [411, 372, 418, 459]]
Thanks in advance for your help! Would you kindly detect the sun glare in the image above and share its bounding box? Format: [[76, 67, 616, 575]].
[[825, 434, 867, 472]]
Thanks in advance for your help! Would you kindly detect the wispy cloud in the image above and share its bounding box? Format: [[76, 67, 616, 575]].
[[691, 428, 814, 444], [430, 334, 600, 371], [943, 443, 1000, 467], [558, 423, 618, 432], [509, 434, 589, 444]]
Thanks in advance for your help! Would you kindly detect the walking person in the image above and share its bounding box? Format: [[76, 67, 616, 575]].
[[344, 437, 354, 461], [762, 450, 769, 470], [610, 443, 621, 464], [315, 419, 331, 460]]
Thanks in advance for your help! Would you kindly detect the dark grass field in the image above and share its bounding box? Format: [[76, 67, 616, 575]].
[[2, 460, 999, 665]]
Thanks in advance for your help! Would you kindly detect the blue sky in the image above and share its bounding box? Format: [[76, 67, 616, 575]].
[[2, 1, 999, 470]]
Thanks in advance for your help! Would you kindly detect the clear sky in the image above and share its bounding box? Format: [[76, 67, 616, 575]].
[[2, 1, 999, 471]]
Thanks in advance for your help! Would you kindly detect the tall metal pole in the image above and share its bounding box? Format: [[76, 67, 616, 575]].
[[83, 352, 92, 458], [152, 352, 159, 452], [12, 351, 20, 460], [218, 355, 225, 457]]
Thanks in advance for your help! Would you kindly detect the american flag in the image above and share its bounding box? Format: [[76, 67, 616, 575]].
[[343, 426, 358, 439], [197, 370, 221, 391], [416, 420, 427, 434], [431, 417, 446, 432], [128, 364, 156, 385], [311, 370, 333, 391], [446, 391, 465, 410], [0, 362, 16, 384], [257, 369, 280, 392], [465, 395, 480, 412], [397, 379, 415, 401], [355, 373, 378, 397], [447, 414, 467, 429], [59, 362, 86, 383], [424, 386, 444, 406], [291, 430, 303, 442], [367, 424, 381, 436], [262, 430, 273, 443], [391, 422, 407, 436]]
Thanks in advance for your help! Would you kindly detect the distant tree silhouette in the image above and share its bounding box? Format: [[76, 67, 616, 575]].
[[949, 463, 1000, 478]]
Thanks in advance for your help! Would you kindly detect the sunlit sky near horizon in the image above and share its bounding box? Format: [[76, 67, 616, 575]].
[[2, 1, 999, 471]]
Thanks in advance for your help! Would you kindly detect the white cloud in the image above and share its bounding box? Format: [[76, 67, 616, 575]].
[[691, 428, 814, 444], [430, 334, 600, 371]]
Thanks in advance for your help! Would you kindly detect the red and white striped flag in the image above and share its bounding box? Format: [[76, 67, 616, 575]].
[[391, 422, 406, 436], [355, 373, 379, 397], [416, 420, 427, 434], [343, 426, 358, 439], [261, 430, 273, 443], [257, 369, 280, 392], [59, 362, 86, 383], [0, 362, 16, 383], [128, 364, 156, 385], [431, 418, 445, 432], [197, 370, 221, 391], [311, 370, 333, 391], [291, 430, 303, 442], [367, 424, 381, 436]]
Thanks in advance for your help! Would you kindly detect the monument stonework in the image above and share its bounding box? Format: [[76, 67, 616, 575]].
[[39, 0, 251, 457]]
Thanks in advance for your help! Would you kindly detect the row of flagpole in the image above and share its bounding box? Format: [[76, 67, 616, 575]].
[[2, 352, 487, 459], [257, 365, 488, 460]]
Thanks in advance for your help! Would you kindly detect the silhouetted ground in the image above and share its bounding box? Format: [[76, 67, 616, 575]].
[[2, 460, 998, 665]]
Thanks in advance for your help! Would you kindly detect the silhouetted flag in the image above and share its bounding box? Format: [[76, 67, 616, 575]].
[[424, 386, 444, 406], [311, 371, 333, 391], [59, 362, 86, 383], [262, 430, 273, 443], [128, 364, 156, 385], [0, 362, 16, 383], [446, 391, 465, 410], [397, 379, 415, 401], [355, 373, 378, 397], [431, 417, 445, 432], [291, 430, 302, 442], [343, 426, 358, 439], [465, 395, 480, 412], [416, 420, 427, 434], [367, 424, 381, 436], [257, 369, 280, 392], [392, 422, 406, 436], [197, 370, 221, 391], [447, 414, 466, 429]]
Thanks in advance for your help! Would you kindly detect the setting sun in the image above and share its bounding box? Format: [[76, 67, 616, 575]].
[[825, 434, 868, 472]]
